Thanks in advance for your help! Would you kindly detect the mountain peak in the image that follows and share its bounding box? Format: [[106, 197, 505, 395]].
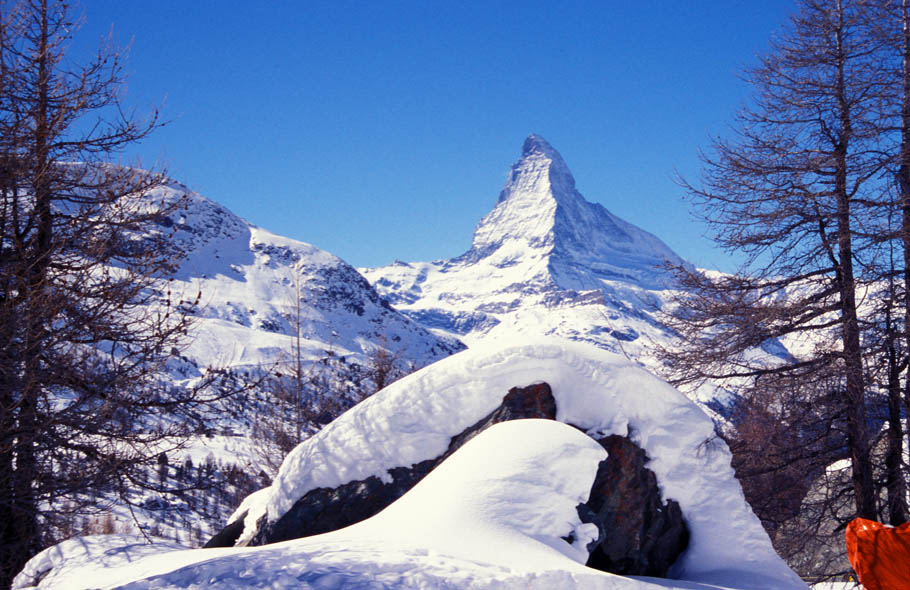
[[361, 135, 691, 356], [521, 133, 558, 158], [495, 134, 576, 206], [469, 135, 686, 288]]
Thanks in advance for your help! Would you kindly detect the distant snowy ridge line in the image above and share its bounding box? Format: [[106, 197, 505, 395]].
[[131, 178, 462, 367]]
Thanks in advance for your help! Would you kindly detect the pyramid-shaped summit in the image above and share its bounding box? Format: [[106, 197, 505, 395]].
[[471, 134, 577, 252], [497, 133, 578, 203], [471, 134, 684, 289], [361, 134, 687, 355]]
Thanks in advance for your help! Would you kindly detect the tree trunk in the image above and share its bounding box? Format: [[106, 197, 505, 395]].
[[7, 2, 53, 582], [900, 1, 910, 522], [886, 330, 907, 525], [833, 12, 875, 519]]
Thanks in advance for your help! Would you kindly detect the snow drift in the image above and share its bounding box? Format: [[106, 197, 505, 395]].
[[15, 419, 801, 590]]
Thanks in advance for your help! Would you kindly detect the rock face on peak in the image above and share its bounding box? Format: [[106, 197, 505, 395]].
[[470, 134, 573, 254], [494, 134, 577, 209], [470, 134, 684, 285], [361, 135, 689, 372]]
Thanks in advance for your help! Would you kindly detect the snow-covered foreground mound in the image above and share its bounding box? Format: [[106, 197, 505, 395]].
[[224, 339, 801, 588], [15, 420, 801, 590]]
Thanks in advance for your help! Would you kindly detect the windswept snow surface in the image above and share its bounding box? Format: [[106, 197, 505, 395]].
[[223, 339, 802, 588], [14, 420, 804, 590]]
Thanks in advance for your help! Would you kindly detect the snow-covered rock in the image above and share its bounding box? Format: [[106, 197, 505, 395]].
[[210, 380, 689, 578], [210, 339, 804, 588], [206, 381, 563, 548], [14, 418, 805, 590], [361, 135, 688, 376]]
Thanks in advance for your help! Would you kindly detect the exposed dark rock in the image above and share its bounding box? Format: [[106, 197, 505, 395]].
[[204, 509, 247, 548], [580, 433, 689, 576], [207, 382, 557, 548], [253, 459, 439, 545], [445, 382, 556, 452]]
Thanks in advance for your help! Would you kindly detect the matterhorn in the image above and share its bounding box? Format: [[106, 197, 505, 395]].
[[362, 134, 688, 366]]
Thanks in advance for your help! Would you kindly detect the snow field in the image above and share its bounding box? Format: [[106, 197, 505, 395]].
[[15, 339, 808, 589]]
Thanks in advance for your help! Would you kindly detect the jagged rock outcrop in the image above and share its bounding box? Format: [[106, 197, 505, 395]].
[[207, 381, 689, 578], [581, 434, 689, 576]]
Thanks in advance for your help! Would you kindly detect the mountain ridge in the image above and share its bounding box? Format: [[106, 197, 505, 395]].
[[105, 177, 466, 405]]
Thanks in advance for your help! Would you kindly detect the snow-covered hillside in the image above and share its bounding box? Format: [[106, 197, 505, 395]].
[[147, 180, 462, 372], [14, 341, 806, 590], [361, 135, 687, 369]]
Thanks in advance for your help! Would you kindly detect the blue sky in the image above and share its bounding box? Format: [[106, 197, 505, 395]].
[[73, 1, 795, 271]]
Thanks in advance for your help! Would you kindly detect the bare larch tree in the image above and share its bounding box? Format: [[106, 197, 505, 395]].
[[0, 1, 232, 586], [659, 0, 892, 534]]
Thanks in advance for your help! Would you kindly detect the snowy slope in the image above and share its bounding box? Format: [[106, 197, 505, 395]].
[[217, 339, 803, 588], [14, 417, 805, 590], [141, 179, 462, 375], [361, 135, 687, 371]]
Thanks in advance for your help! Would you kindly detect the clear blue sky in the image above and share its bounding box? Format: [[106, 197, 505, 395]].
[[72, 0, 796, 271]]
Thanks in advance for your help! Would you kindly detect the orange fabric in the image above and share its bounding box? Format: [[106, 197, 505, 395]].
[[845, 517, 910, 590]]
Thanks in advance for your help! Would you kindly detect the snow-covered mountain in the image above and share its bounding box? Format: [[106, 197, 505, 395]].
[[361, 134, 687, 367], [148, 179, 462, 375]]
